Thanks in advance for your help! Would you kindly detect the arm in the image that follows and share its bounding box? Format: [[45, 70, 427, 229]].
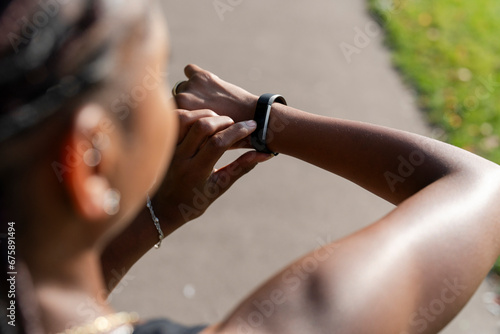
[[175, 65, 476, 205], [101, 109, 271, 291], [175, 65, 500, 334]]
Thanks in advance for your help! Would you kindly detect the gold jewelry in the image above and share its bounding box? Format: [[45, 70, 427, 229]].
[[58, 312, 139, 334], [172, 80, 187, 97]]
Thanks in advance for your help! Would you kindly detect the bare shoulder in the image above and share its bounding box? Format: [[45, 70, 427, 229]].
[[198, 216, 447, 334], [200, 241, 355, 334]]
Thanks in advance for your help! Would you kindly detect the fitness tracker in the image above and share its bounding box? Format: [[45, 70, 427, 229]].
[[251, 93, 287, 155]]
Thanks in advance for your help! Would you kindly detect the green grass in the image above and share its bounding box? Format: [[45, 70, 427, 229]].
[[367, 0, 500, 272], [369, 0, 500, 161]]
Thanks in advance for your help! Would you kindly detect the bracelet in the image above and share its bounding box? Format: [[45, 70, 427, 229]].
[[250, 93, 287, 155], [146, 195, 164, 249]]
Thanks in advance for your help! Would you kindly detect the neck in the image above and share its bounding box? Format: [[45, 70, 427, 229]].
[[21, 221, 115, 333]]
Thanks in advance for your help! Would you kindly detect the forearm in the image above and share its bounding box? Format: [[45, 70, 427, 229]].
[[176, 65, 500, 333], [176, 65, 495, 204], [101, 109, 269, 292], [270, 105, 500, 332], [264, 103, 492, 204], [101, 200, 183, 292], [213, 147, 500, 334]]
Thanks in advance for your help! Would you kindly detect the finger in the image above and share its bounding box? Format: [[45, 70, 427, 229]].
[[196, 120, 257, 167], [183, 64, 220, 83], [230, 136, 254, 150], [178, 116, 235, 158], [174, 91, 204, 111], [184, 64, 204, 79], [209, 150, 275, 198], [172, 80, 188, 96], [177, 109, 219, 143]]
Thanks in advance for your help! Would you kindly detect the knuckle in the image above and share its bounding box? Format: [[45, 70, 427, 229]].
[[176, 109, 189, 121], [192, 119, 214, 135], [221, 116, 235, 124], [207, 134, 226, 151], [198, 109, 219, 117], [207, 110, 219, 117], [192, 71, 213, 83], [178, 109, 200, 126], [235, 122, 251, 135]]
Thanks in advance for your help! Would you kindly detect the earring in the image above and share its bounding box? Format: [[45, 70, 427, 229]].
[[103, 188, 121, 215], [83, 148, 101, 167]]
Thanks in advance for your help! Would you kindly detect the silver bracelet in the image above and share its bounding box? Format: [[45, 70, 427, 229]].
[[146, 195, 164, 249]]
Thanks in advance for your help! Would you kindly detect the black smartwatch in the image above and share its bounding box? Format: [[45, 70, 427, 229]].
[[250, 93, 287, 155]]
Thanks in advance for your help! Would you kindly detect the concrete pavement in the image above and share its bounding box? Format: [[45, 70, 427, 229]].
[[111, 1, 497, 332]]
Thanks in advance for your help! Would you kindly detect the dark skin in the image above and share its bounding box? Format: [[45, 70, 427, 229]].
[[12, 2, 269, 332], [176, 65, 500, 334], [101, 109, 271, 291], [14, 0, 499, 332], [106, 64, 500, 334]]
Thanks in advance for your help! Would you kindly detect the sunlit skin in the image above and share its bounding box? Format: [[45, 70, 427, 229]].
[[8, 1, 270, 333], [6, 1, 500, 333], [18, 3, 179, 332], [173, 65, 500, 333]]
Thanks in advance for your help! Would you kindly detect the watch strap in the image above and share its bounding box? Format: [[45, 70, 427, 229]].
[[251, 93, 287, 155]]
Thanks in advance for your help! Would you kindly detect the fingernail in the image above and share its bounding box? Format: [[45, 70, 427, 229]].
[[244, 120, 257, 129]]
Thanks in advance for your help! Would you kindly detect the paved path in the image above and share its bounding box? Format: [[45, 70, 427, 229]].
[[112, 1, 497, 332]]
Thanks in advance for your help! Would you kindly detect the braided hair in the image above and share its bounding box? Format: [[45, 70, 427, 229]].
[[0, 1, 145, 332]]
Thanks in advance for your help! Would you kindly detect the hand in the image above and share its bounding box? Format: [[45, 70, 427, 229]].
[[174, 64, 258, 123], [151, 109, 273, 226]]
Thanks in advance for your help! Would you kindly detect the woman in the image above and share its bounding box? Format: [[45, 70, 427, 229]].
[[1, 1, 269, 333], [2, 0, 500, 334], [173, 64, 500, 334]]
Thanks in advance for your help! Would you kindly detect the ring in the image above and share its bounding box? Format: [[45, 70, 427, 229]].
[[172, 80, 187, 97]]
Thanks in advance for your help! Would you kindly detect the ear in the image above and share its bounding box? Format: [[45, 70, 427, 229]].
[[62, 104, 121, 222]]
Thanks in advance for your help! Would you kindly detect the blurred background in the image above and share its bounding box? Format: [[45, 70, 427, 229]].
[[111, 0, 500, 332]]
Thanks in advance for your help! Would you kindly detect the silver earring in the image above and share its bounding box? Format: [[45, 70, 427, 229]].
[[83, 148, 101, 167], [103, 188, 121, 215]]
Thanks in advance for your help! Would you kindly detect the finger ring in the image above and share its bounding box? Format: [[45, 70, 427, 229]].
[[172, 80, 187, 97]]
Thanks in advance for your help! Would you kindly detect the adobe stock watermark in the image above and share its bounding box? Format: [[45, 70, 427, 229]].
[[51, 65, 166, 182], [400, 278, 466, 334], [236, 235, 339, 334], [384, 136, 438, 193], [7, 0, 71, 53], [339, 21, 382, 64], [110, 64, 167, 121], [64, 267, 135, 330], [178, 113, 290, 221], [339, 0, 407, 64], [384, 150, 425, 193], [213, 0, 243, 21], [461, 74, 500, 113]]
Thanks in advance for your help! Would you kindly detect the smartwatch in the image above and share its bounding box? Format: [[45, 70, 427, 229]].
[[251, 93, 287, 155]]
